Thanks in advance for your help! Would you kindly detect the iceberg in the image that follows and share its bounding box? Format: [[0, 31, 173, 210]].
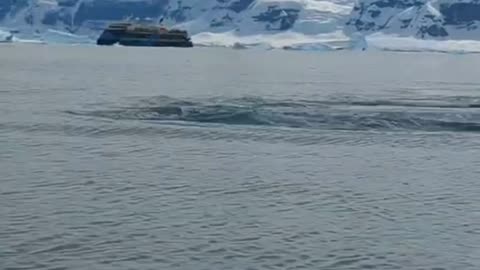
[[0, 28, 45, 44], [366, 33, 480, 54], [0, 29, 12, 42], [40, 29, 94, 44], [282, 42, 336, 51]]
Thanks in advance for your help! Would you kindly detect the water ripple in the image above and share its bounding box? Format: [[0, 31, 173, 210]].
[[66, 96, 480, 133]]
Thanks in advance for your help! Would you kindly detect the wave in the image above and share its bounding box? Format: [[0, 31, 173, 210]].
[[66, 96, 480, 133]]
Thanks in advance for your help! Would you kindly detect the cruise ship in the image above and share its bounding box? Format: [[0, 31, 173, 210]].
[[97, 22, 193, 48]]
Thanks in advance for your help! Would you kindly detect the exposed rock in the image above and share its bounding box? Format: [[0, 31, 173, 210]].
[[73, 0, 169, 26], [441, 3, 480, 25], [252, 5, 300, 31], [228, 0, 255, 13]]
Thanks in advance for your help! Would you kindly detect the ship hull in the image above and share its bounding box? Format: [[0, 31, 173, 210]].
[[97, 39, 193, 48], [117, 39, 193, 48], [96, 23, 194, 48]]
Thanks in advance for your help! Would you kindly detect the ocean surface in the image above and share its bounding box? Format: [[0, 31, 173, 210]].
[[1, 44, 480, 270]]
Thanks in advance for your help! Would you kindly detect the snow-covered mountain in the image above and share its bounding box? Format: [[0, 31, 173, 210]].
[[346, 0, 480, 39], [1, 0, 480, 49], [0, 1, 352, 39]]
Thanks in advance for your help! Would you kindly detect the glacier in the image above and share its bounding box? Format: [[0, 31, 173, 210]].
[[0, 0, 480, 53]]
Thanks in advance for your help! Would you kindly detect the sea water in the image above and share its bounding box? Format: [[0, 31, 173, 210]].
[[1, 45, 479, 270]]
